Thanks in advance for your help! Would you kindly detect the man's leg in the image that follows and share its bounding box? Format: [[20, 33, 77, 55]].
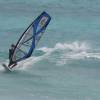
[[8, 57, 12, 67], [10, 63, 17, 69], [8, 62, 11, 67]]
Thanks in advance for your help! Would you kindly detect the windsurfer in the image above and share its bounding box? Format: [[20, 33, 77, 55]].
[[8, 44, 17, 68]]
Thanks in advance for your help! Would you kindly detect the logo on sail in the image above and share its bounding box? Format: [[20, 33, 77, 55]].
[[39, 17, 48, 28]]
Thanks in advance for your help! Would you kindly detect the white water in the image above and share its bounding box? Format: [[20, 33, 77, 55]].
[[1, 41, 100, 71]]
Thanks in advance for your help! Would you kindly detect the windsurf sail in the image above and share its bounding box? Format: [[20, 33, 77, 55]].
[[10, 11, 51, 65]]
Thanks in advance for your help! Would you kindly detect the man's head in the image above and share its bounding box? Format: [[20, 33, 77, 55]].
[[11, 44, 14, 48]]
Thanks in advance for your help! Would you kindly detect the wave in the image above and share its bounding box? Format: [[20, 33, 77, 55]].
[[37, 41, 100, 65], [0, 41, 100, 71]]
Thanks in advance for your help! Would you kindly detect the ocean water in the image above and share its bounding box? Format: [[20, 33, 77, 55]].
[[0, 0, 100, 100]]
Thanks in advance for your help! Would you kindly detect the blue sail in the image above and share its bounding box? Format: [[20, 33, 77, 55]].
[[11, 11, 51, 64]]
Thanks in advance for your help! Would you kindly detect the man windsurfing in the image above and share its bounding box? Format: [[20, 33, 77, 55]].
[[8, 44, 17, 68], [2, 11, 51, 71]]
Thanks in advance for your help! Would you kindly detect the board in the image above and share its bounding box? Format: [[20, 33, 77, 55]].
[[2, 64, 13, 72]]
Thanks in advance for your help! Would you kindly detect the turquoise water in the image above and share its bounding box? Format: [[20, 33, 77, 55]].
[[0, 0, 100, 100]]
